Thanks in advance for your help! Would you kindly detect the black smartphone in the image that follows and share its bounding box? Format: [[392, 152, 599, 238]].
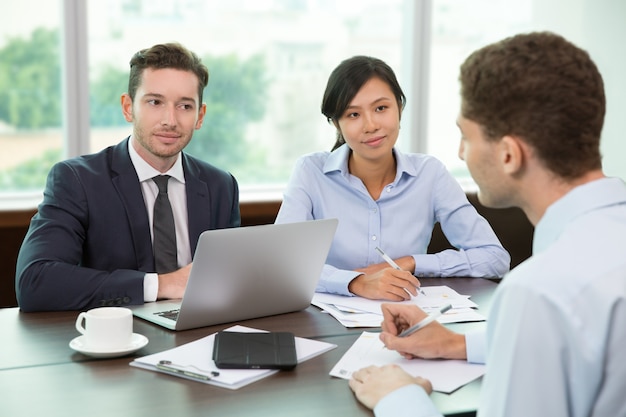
[[212, 331, 298, 370]]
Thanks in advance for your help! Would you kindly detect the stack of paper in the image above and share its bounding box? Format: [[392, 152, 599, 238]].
[[311, 285, 485, 327], [330, 331, 485, 393], [130, 325, 337, 389]]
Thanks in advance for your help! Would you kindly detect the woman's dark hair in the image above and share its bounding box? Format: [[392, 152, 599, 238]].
[[321, 56, 406, 151], [460, 31, 604, 179], [128, 42, 209, 104]]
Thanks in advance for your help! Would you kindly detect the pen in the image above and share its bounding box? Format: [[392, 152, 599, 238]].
[[398, 304, 452, 337], [157, 360, 219, 381], [374, 247, 425, 296], [375, 246, 402, 270]]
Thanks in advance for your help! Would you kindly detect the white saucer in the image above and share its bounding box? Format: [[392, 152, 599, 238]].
[[70, 333, 149, 358]]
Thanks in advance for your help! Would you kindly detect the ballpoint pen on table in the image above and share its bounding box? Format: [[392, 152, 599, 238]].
[[398, 304, 453, 337], [374, 246, 426, 296]]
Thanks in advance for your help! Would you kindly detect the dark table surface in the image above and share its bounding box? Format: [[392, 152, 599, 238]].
[[1, 277, 498, 417]]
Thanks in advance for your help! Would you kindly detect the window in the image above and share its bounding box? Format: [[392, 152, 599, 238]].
[[0, 1, 62, 207], [1, 0, 624, 209], [86, 0, 411, 200], [427, 0, 626, 183]]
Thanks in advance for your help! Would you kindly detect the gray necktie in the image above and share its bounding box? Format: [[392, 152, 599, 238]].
[[152, 175, 177, 273]]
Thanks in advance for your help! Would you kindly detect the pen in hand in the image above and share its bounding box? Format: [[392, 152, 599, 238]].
[[374, 247, 426, 296], [398, 304, 452, 337]]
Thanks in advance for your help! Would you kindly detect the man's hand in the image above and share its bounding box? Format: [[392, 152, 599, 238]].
[[156, 263, 192, 300], [349, 364, 432, 410], [379, 303, 467, 360]]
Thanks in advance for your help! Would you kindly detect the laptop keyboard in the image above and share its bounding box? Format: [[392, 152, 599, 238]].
[[155, 309, 180, 321]]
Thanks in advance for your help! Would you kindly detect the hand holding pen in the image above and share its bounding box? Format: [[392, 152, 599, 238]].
[[398, 304, 452, 337], [379, 303, 463, 360], [375, 247, 426, 296]]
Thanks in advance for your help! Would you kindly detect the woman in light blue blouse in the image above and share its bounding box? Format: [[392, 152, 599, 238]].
[[275, 56, 510, 300]]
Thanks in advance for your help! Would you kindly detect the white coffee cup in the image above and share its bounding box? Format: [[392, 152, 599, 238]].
[[75, 307, 133, 350]]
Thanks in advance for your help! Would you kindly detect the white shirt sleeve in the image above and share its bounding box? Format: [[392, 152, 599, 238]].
[[374, 385, 443, 417], [465, 329, 487, 364], [143, 273, 158, 302]]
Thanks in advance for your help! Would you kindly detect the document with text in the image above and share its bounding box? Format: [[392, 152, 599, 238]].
[[330, 331, 485, 393], [312, 285, 485, 328]]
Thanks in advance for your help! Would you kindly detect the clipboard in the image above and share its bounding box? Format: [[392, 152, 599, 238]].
[[130, 325, 337, 389], [212, 331, 298, 370]]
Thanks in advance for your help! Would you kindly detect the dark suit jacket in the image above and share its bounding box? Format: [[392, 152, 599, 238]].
[[16, 138, 240, 312]]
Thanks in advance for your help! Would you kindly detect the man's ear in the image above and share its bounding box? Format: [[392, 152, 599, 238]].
[[121, 94, 133, 122], [195, 103, 207, 130], [500, 135, 524, 175]]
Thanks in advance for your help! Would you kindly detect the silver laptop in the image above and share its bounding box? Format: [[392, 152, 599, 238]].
[[130, 218, 338, 331]]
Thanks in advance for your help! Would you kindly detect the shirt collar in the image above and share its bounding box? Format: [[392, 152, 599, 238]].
[[322, 144, 417, 183], [533, 177, 626, 254], [128, 136, 185, 184]]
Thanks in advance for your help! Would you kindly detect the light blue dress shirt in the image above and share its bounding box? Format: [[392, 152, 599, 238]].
[[275, 145, 510, 295], [374, 177, 626, 417]]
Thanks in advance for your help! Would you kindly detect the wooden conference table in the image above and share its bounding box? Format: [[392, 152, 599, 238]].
[[0, 278, 498, 417]]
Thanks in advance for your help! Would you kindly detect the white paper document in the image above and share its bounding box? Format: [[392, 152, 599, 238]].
[[130, 325, 337, 390], [312, 285, 485, 328], [330, 331, 485, 393]]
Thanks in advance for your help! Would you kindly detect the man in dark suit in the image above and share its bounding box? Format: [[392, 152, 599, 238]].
[[16, 43, 240, 312]]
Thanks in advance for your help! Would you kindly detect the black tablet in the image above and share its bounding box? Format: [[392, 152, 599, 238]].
[[212, 331, 298, 370]]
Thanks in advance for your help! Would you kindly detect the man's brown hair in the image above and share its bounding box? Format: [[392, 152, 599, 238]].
[[460, 31, 605, 179], [128, 42, 209, 104]]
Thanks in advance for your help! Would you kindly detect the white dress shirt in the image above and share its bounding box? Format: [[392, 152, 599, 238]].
[[374, 177, 626, 417], [275, 145, 510, 295], [128, 139, 190, 301]]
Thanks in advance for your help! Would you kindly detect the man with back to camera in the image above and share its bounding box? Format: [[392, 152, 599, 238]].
[[348, 31, 626, 417], [16, 43, 240, 312]]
